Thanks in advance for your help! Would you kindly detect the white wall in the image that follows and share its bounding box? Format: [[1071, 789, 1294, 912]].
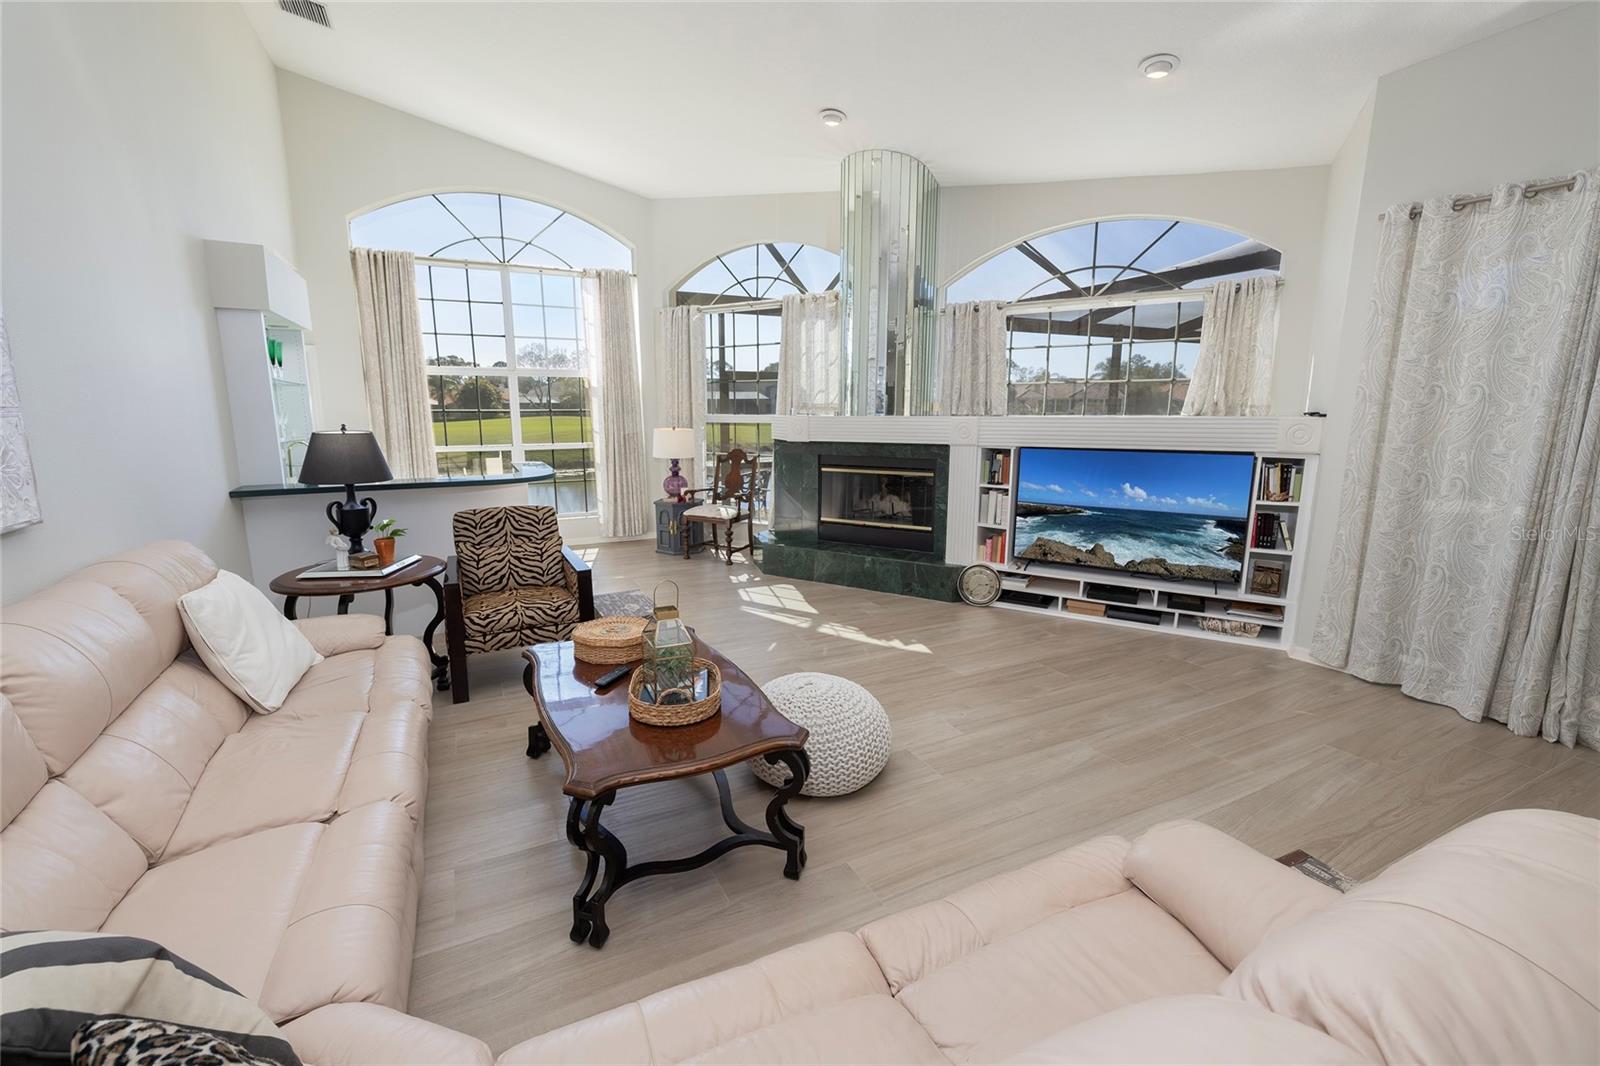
[[1293, 2, 1600, 651], [1, 2, 296, 601], [940, 167, 1332, 418]]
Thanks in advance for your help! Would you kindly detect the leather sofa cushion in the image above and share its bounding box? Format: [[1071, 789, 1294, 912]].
[[102, 801, 421, 1024], [295, 615, 387, 657], [102, 822, 322, 1005], [1001, 994, 1369, 1064], [1, 696, 48, 830], [2, 542, 217, 775], [1125, 819, 1340, 969], [1224, 809, 1600, 1065], [497, 932, 944, 1065], [59, 656, 248, 859], [163, 711, 365, 859], [281, 1003, 493, 1066], [0, 780, 148, 931], [859, 835, 1229, 1063]]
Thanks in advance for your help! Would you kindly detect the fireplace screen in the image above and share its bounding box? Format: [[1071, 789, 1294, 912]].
[[817, 458, 937, 553]]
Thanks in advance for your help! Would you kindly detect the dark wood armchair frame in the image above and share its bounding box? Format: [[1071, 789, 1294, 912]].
[[442, 544, 594, 704], [682, 449, 762, 566]]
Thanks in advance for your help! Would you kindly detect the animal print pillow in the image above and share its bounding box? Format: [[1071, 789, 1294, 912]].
[[70, 1017, 280, 1066]]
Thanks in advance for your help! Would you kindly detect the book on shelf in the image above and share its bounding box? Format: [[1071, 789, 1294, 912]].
[[980, 530, 1008, 564], [979, 490, 1008, 526], [984, 451, 1012, 486], [1258, 460, 1304, 502]]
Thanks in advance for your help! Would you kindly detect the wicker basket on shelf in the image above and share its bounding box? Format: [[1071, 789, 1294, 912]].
[[572, 616, 647, 665], [1198, 617, 1262, 638], [628, 658, 721, 726]]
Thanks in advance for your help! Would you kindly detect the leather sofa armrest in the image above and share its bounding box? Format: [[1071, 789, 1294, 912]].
[[281, 1003, 493, 1066], [295, 615, 387, 657], [561, 544, 595, 621], [1125, 820, 1340, 970]]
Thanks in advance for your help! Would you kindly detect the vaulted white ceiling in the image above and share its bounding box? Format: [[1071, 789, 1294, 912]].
[[244, 1, 1561, 199]]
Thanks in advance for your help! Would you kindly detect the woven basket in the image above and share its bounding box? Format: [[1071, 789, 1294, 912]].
[[573, 616, 647, 665], [1198, 617, 1262, 638], [628, 658, 721, 727]]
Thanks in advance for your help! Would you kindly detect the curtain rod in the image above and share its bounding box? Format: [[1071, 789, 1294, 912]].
[[1379, 176, 1579, 222]]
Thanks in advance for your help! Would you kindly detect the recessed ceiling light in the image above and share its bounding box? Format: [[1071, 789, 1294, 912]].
[[819, 108, 848, 127], [1139, 53, 1180, 79]]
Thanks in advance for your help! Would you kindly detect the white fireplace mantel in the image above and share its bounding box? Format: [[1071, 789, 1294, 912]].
[[771, 415, 1325, 455]]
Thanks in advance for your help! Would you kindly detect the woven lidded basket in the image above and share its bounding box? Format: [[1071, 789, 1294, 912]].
[[628, 658, 721, 726], [573, 616, 647, 665]]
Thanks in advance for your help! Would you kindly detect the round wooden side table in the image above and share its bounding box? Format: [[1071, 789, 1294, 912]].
[[269, 555, 450, 691]]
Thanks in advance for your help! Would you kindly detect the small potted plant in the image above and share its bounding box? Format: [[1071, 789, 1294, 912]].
[[371, 517, 407, 567]]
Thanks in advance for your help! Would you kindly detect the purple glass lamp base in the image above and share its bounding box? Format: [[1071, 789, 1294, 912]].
[[662, 458, 687, 502]]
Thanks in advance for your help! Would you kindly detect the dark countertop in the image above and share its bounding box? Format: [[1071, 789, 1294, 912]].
[[230, 463, 554, 499]]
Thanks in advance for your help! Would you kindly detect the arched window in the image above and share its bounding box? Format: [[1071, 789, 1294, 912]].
[[673, 243, 839, 464], [349, 193, 631, 512], [947, 219, 1280, 416]]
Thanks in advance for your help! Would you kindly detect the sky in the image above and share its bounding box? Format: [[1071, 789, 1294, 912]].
[[1017, 448, 1253, 517]]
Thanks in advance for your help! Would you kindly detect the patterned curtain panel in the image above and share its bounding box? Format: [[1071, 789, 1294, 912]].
[[657, 304, 706, 486], [0, 312, 42, 533], [1311, 168, 1600, 749], [583, 269, 651, 538], [938, 300, 1009, 415], [350, 248, 436, 479], [777, 291, 843, 415], [1182, 274, 1281, 416]]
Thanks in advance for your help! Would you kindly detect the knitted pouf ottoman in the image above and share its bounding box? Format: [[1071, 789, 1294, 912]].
[[751, 672, 891, 797]]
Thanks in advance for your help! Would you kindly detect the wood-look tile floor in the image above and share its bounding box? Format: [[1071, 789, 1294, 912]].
[[413, 540, 1600, 1053]]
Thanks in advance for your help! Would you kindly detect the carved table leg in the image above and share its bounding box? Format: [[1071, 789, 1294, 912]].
[[762, 749, 809, 879], [419, 576, 450, 692], [569, 791, 625, 948], [524, 664, 550, 758], [281, 594, 300, 621]]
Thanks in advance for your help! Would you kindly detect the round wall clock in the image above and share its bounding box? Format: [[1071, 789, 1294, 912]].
[[957, 563, 1003, 606]]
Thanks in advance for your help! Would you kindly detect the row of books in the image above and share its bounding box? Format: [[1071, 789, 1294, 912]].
[[983, 451, 1012, 486], [978, 490, 1008, 526], [1259, 460, 1304, 501], [1250, 512, 1295, 550], [980, 530, 1008, 564]]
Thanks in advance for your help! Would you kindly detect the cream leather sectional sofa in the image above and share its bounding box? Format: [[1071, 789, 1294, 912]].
[[0, 541, 488, 1064], [4, 541, 1597, 1065]]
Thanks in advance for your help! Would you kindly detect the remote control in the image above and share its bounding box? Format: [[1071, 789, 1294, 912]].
[[593, 664, 633, 691]]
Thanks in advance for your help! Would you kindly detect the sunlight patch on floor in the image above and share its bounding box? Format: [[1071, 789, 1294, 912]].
[[816, 621, 932, 654], [737, 584, 817, 615]]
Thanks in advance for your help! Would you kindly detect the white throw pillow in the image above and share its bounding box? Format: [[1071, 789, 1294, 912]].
[[178, 570, 323, 713]]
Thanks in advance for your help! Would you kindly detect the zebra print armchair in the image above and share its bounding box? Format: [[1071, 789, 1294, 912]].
[[442, 505, 594, 704]]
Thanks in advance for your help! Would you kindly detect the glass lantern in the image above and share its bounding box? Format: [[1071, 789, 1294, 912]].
[[642, 581, 695, 702]]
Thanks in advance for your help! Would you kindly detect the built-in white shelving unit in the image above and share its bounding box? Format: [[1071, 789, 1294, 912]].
[[979, 445, 1316, 650], [206, 241, 315, 485]]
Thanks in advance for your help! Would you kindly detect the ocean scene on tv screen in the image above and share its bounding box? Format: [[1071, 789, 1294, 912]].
[[1013, 448, 1254, 582]]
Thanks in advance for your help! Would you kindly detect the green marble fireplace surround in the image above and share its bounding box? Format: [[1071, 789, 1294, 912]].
[[760, 440, 960, 602]]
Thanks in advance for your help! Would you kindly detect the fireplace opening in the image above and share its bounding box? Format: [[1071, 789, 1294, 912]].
[[817, 456, 937, 553]]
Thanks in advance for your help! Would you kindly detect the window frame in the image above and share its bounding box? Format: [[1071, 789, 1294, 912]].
[[417, 255, 597, 514], [1003, 289, 1204, 417]]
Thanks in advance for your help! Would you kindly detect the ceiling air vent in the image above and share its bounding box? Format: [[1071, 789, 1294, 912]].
[[278, 0, 331, 29]]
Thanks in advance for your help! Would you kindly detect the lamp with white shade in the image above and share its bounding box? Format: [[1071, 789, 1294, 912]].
[[653, 427, 696, 502]]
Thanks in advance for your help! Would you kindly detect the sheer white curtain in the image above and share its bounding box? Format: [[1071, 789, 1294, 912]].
[[777, 291, 843, 415], [938, 300, 1009, 415], [350, 248, 436, 478], [1311, 169, 1600, 749], [582, 269, 650, 538], [1182, 275, 1281, 416], [657, 305, 706, 486]]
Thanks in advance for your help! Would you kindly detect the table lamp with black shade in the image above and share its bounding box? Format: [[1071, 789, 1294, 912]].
[[298, 425, 393, 552]]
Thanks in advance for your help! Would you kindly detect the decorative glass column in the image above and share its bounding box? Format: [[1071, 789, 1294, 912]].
[[839, 150, 939, 415]]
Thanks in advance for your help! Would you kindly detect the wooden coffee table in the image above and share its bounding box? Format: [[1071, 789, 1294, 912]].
[[521, 637, 810, 948]]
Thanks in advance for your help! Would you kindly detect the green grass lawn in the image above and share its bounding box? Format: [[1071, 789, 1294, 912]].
[[435, 414, 587, 447]]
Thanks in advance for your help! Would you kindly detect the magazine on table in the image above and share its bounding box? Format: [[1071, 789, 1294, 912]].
[[298, 554, 422, 579]]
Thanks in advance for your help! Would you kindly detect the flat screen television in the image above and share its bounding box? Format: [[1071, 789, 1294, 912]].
[[1011, 447, 1255, 584]]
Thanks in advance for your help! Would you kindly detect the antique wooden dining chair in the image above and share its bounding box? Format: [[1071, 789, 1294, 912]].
[[681, 449, 759, 565]]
